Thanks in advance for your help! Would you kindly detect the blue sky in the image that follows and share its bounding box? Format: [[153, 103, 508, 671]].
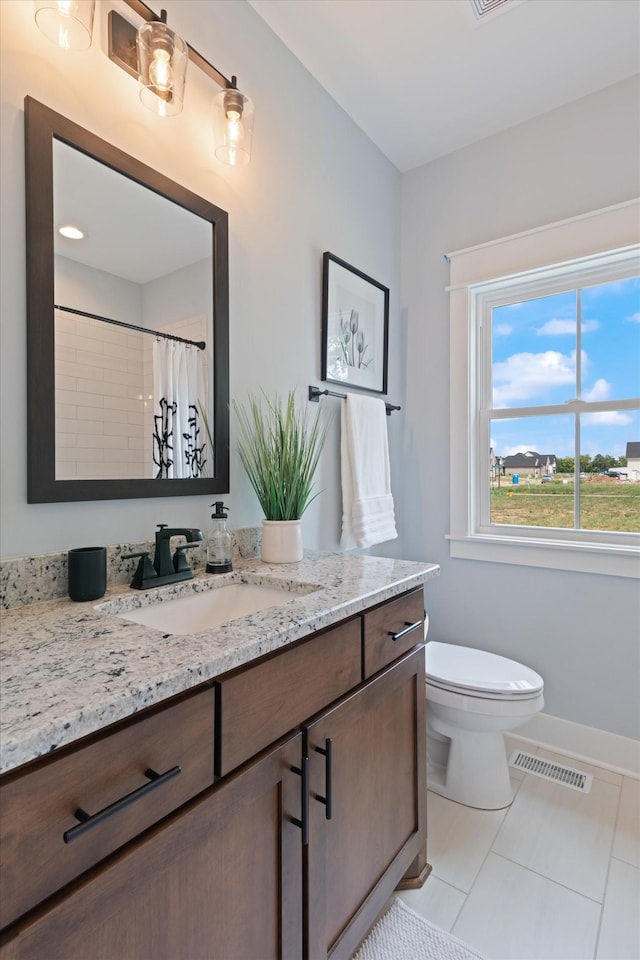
[[491, 276, 640, 460]]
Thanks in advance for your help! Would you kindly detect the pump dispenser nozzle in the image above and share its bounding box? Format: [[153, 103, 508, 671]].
[[206, 502, 232, 573]]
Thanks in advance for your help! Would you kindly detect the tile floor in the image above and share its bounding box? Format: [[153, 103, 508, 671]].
[[398, 737, 640, 960]]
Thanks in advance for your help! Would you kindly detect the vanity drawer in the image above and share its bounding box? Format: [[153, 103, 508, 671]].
[[0, 686, 214, 930], [363, 588, 424, 677], [216, 617, 362, 777]]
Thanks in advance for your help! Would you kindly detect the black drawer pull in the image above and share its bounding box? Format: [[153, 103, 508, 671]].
[[314, 738, 333, 820], [63, 766, 181, 844], [290, 755, 309, 846], [387, 619, 423, 642]]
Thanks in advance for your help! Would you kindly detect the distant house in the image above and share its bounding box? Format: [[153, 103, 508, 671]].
[[500, 450, 556, 478], [625, 441, 640, 482]]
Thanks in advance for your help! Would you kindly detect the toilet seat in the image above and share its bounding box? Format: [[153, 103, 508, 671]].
[[426, 641, 543, 701]]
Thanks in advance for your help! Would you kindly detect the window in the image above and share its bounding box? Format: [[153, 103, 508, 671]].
[[448, 201, 640, 578]]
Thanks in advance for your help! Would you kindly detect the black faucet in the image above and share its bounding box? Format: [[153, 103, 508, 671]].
[[153, 525, 203, 576], [123, 525, 203, 590]]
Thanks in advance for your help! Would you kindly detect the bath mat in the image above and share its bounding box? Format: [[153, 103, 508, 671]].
[[352, 897, 487, 960]]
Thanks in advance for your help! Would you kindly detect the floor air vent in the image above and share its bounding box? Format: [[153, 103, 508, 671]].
[[469, 0, 517, 20], [509, 751, 593, 793]]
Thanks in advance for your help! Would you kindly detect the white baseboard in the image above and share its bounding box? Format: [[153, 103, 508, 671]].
[[511, 712, 640, 780]]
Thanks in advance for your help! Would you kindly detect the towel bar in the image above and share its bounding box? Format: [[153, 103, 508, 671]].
[[308, 385, 400, 416]]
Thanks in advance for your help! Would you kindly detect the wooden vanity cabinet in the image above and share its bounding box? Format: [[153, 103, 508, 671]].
[[215, 617, 362, 777], [0, 733, 303, 960], [0, 685, 215, 930], [305, 648, 426, 960], [0, 587, 427, 960], [363, 588, 425, 677]]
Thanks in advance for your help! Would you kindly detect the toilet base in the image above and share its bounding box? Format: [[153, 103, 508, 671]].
[[427, 723, 514, 810]]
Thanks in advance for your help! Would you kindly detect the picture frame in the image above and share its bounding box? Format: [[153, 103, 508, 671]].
[[321, 252, 389, 395]]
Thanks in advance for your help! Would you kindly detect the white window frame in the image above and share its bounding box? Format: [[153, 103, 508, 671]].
[[448, 200, 640, 579]]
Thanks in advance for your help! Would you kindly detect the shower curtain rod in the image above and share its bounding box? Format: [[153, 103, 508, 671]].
[[54, 304, 206, 350]]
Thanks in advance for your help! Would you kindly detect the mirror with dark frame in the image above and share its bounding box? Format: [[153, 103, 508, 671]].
[[25, 96, 229, 503]]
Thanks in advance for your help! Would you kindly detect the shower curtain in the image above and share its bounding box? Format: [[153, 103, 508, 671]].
[[152, 339, 206, 478]]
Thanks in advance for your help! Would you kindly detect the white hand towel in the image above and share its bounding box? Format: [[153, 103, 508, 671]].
[[340, 394, 398, 550]]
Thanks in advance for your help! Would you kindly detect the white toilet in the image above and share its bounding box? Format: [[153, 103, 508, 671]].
[[425, 639, 544, 810]]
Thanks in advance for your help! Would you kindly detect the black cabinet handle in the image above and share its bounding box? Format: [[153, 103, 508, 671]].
[[387, 620, 423, 642], [63, 766, 181, 844], [290, 755, 309, 846], [314, 738, 333, 820]]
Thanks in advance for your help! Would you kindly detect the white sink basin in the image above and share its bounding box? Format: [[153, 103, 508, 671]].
[[107, 582, 302, 635]]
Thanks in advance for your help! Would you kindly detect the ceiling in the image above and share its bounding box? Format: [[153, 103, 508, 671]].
[[54, 140, 210, 285], [248, 0, 640, 172]]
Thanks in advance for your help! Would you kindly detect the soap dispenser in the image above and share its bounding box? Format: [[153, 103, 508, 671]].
[[206, 502, 232, 573]]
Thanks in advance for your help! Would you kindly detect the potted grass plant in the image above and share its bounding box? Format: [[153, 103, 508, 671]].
[[233, 390, 328, 562]]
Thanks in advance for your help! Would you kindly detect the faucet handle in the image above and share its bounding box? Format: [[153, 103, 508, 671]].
[[173, 542, 201, 574], [122, 551, 157, 590]]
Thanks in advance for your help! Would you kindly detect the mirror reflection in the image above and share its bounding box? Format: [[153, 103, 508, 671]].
[[53, 141, 213, 481], [25, 96, 229, 503]]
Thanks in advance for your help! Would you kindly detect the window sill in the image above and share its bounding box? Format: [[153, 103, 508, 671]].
[[447, 533, 640, 579]]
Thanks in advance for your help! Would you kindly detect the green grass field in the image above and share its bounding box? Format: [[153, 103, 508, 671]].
[[490, 478, 640, 532]]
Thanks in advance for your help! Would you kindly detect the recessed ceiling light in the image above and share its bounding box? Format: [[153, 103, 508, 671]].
[[58, 224, 85, 240]]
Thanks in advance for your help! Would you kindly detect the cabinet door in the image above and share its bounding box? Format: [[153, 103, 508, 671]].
[[0, 733, 304, 960], [305, 648, 426, 960]]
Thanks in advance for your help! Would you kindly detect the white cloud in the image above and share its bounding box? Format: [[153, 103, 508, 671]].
[[626, 312, 640, 324], [492, 350, 575, 406], [494, 323, 512, 336], [582, 378, 611, 402], [500, 445, 538, 456], [536, 319, 575, 335], [582, 411, 632, 426], [581, 380, 632, 424], [536, 318, 599, 335]]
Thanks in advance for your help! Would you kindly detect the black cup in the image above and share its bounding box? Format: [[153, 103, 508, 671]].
[[68, 546, 107, 602]]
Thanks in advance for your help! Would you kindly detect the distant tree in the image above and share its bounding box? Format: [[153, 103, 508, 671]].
[[539, 454, 625, 474], [556, 456, 574, 474], [591, 453, 617, 473]]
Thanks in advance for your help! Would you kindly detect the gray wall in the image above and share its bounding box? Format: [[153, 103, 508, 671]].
[[1, 1, 638, 739], [400, 76, 640, 739], [0, 0, 402, 557]]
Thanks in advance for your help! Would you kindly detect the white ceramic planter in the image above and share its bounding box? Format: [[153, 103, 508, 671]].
[[261, 519, 303, 563]]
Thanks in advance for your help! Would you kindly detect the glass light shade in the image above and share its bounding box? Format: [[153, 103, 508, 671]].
[[213, 87, 254, 166], [34, 0, 95, 51], [136, 20, 188, 118]]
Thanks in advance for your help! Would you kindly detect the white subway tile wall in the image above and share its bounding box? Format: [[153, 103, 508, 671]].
[[55, 312, 146, 479]]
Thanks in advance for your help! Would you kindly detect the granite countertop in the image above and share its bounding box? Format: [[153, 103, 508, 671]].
[[0, 551, 439, 775]]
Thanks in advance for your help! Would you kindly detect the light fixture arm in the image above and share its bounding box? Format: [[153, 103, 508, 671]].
[[107, 1, 254, 162], [122, 0, 237, 91]]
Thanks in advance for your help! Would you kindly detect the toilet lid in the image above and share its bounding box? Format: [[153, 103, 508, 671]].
[[425, 641, 544, 697]]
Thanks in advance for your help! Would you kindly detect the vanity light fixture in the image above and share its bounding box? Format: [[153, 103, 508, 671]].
[[136, 10, 188, 118], [212, 78, 254, 167], [58, 224, 85, 239], [33, 0, 95, 51], [109, 0, 255, 165]]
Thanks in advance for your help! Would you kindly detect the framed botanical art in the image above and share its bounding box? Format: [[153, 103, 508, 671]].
[[321, 252, 389, 394]]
